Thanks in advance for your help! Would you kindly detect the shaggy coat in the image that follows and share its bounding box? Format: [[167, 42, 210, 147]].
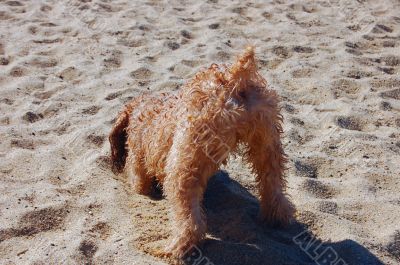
[[109, 46, 295, 256]]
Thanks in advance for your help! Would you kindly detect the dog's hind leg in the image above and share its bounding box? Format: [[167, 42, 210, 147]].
[[246, 130, 295, 226], [126, 151, 153, 196]]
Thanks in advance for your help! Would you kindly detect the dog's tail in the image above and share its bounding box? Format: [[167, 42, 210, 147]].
[[109, 109, 129, 173], [229, 46, 257, 80], [227, 46, 267, 94]]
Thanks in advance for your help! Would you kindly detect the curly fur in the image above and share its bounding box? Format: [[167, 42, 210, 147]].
[[109, 46, 296, 257]]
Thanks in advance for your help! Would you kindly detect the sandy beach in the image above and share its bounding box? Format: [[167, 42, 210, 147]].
[[0, 0, 399, 264]]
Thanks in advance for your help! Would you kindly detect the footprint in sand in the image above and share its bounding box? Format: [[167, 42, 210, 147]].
[[28, 57, 58, 68], [395, 119, 400, 128], [86, 134, 105, 147], [1, 98, 14, 105], [288, 129, 313, 145], [372, 24, 393, 33], [181, 59, 205, 68], [58, 66, 82, 81], [380, 101, 392, 111], [78, 239, 98, 264], [293, 46, 314, 54], [103, 50, 122, 69], [10, 139, 36, 150], [346, 48, 363, 56], [378, 67, 395, 75], [0, 57, 9, 65], [0, 11, 14, 20], [5, 1, 23, 7], [272, 46, 292, 59], [302, 4, 317, 13], [97, 2, 121, 12], [39, 22, 57, 27], [9, 66, 27, 77], [208, 23, 220, 29], [318, 201, 338, 215], [261, 11, 273, 19], [336, 116, 363, 131], [211, 50, 231, 62], [82, 106, 101, 115], [165, 41, 180, 50], [40, 5, 52, 12], [88, 222, 111, 240], [0, 116, 10, 125], [340, 210, 367, 224], [0, 206, 68, 242], [382, 40, 396, 48], [345, 41, 361, 50], [346, 69, 373, 79], [378, 56, 399, 74], [19, 77, 44, 92], [33, 38, 62, 44], [22, 111, 43, 123], [28, 26, 38, 35], [370, 78, 400, 91], [292, 67, 313, 78], [294, 160, 318, 178], [302, 179, 337, 199], [344, 41, 364, 56], [283, 103, 296, 114], [290, 117, 305, 126], [296, 210, 319, 229], [105, 91, 123, 101], [117, 38, 145, 48], [380, 88, 400, 100], [130, 67, 153, 80], [95, 155, 112, 171], [366, 172, 395, 193], [380, 56, 400, 67], [180, 29, 193, 39], [137, 24, 152, 31], [231, 6, 247, 16], [331, 79, 361, 99], [139, 55, 158, 64], [49, 121, 71, 136], [39, 102, 66, 119]]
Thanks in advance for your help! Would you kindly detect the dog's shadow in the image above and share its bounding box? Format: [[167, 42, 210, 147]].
[[185, 171, 384, 265]]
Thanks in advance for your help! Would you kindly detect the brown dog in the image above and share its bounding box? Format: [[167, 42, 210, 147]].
[[109, 46, 295, 257]]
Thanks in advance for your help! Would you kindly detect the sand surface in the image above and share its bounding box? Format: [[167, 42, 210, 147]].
[[0, 0, 400, 264]]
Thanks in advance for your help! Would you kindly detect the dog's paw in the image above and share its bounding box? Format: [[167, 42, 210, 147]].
[[259, 196, 296, 227], [165, 242, 187, 258], [166, 242, 205, 265], [165, 234, 203, 259]]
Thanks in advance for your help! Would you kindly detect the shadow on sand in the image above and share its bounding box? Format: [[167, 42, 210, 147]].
[[182, 171, 384, 265]]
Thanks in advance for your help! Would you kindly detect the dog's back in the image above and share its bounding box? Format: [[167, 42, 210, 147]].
[[109, 93, 181, 176]]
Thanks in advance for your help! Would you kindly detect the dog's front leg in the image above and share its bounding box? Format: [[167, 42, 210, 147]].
[[247, 131, 296, 227], [163, 168, 207, 257], [162, 126, 210, 257], [125, 151, 153, 195]]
